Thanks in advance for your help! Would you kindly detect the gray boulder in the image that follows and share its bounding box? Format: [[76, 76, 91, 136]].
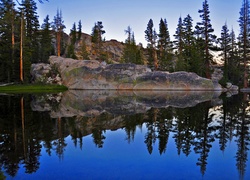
[[48, 56, 222, 91]]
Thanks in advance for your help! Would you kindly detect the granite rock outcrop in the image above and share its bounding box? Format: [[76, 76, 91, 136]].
[[44, 56, 222, 91]]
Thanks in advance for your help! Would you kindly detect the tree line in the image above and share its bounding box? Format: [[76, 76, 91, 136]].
[[0, 0, 250, 88], [141, 0, 248, 88]]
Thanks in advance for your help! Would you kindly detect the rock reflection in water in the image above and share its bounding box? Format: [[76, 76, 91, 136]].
[[31, 90, 222, 118]]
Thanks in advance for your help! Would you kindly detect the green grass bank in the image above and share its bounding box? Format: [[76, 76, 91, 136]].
[[0, 83, 68, 93]]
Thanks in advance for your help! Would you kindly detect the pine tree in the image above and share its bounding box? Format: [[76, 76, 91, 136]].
[[70, 22, 77, 45], [77, 20, 82, 40], [122, 26, 143, 64], [228, 29, 241, 84], [145, 19, 158, 69], [40, 15, 53, 63], [195, 0, 216, 78], [218, 23, 231, 83], [21, 0, 40, 64], [158, 18, 173, 71], [172, 14, 204, 75], [67, 22, 77, 59], [91, 21, 105, 60], [13, 0, 40, 82], [183, 15, 194, 48], [145, 19, 154, 46], [125, 26, 132, 44], [174, 17, 185, 71], [238, 0, 250, 88], [174, 14, 203, 74], [174, 17, 184, 55], [0, 0, 19, 82], [52, 9, 65, 57], [91, 21, 105, 44], [122, 26, 134, 63], [182, 14, 196, 72]]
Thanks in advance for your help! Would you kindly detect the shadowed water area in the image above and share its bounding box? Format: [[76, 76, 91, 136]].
[[0, 90, 250, 179]]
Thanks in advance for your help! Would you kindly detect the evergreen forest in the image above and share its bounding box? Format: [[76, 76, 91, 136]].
[[0, 0, 250, 88]]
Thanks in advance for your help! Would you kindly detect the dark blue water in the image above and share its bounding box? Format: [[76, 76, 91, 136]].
[[13, 130, 240, 180], [0, 91, 250, 179]]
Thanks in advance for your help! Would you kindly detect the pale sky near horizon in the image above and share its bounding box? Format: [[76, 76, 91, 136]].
[[37, 0, 241, 47]]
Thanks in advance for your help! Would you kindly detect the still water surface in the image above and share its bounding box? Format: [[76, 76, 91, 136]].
[[0, 90, 250, 179]]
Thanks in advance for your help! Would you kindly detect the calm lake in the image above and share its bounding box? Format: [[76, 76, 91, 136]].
[[1, 90, 250, 179]]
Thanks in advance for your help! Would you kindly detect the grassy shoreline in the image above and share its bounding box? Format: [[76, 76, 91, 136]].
[[0, 83, 68, 93]]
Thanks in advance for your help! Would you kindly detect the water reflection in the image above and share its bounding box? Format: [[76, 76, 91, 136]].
[[0, 91, 250, 179]]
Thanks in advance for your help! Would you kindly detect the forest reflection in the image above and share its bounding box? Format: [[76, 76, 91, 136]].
[[0, 91, 249, 179]]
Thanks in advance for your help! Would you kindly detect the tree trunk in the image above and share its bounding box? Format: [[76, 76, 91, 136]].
[[153, 49, 158, 70], [12, 16, 15, 82], [57, 31, 61, 57], [20, 11, 23, 83], [205, 25, 211, 79], [243, 0, 249, 88]]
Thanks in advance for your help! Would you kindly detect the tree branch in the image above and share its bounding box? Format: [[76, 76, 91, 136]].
[[16, 0, 49, 5]]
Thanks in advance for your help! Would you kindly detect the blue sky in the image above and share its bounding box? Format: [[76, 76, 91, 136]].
[[37, 0, 241, 47]]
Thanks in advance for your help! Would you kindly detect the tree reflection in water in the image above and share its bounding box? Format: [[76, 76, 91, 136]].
[[0, 92, 250, 178]]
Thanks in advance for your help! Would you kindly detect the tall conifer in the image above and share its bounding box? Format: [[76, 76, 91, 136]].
[[0, 0, 18, 82], [174, 17, 184, 54], [77, 20, 82, 40], [195, 0, 216, 78], [174, 17, 185, 71], [66, 22, 77, 59], [227, 29, 241, 84], [182, 14, 195, 72], [91, 21, 105, 60], [122, 26, 143, 64], [40, 15, 53, 62], [158, 18, 173, 71], [52, 9, 65, 57], [21, 0, 40, 63], [145, 19, 158, 69], [218, 23, 231, 82], [238, 0, 250, 88]]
